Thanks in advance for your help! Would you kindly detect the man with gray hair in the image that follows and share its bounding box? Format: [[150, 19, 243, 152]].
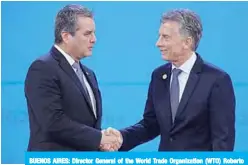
[[25, 4, 119, 151], [106, 9, 235, 151]]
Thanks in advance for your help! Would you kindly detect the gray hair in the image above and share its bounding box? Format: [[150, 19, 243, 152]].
[[55, 4, 93, 44], [161, 9, 203, 50]]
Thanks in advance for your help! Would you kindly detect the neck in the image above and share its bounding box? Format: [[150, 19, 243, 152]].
[[56, 43, 80, 62], [172, 51, 194, 67]]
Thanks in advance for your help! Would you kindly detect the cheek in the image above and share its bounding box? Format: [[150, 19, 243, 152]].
[[76, 35, 87, 42], [162, 42, 171, 51], [77, 38, 88, 48], [172, 41, 184, 51]]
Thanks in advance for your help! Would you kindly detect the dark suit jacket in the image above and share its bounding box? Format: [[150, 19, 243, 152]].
[[25, 46, 102, 151], [120, 54, 235, 151]]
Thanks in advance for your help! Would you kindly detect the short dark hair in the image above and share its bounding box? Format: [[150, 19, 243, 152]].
[[54, 4, 93, 44]]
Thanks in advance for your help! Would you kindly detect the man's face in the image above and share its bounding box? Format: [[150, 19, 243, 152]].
[[69, 16, 96, 60], [156, 21, 186, 63]]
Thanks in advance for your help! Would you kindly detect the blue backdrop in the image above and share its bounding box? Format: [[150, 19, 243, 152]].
[[2, 1, 248, 164]]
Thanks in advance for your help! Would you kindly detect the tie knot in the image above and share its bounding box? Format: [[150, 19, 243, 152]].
[[172, 68, 182, 77], [72, 62, 81, 71]]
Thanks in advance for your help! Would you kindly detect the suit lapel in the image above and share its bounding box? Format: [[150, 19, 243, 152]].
[[155, 64, 173, 127], [81, 64, 102, 118], [51, 46, 95, 118], [174, 72, 199, 121], [173, 54, 203, 123]]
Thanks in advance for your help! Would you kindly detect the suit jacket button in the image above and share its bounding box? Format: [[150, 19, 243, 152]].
[[170, 138, 173, 142]]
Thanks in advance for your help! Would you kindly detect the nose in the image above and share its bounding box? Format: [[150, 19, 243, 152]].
[[90, 33, 97, 43], [156, 36, 162, 48]]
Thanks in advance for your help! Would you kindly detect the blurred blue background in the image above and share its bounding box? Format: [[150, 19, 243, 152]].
[[2, 1, 248, 163]]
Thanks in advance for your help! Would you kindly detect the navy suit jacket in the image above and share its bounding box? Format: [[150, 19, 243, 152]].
[[25, 46, 102, 151], [120, 54, 235, 151]]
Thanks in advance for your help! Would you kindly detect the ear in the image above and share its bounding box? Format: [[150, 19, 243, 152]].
[[61, 32, 72, 44], [183, 37, 193, 50]]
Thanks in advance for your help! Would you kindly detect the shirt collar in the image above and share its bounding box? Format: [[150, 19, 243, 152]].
[[54, 44, 75, 66], [171, 52, 197, 74]]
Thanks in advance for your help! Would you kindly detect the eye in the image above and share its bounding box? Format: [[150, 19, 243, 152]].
[[162, 35, 170, 40], [84, 31, 93, 36], [84, 33, 91, 36]]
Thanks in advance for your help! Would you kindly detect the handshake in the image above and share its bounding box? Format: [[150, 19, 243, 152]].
[[99, 127, 123, 151]]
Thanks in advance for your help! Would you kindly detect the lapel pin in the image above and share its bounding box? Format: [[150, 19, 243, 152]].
[[162, 74, 167, 80]]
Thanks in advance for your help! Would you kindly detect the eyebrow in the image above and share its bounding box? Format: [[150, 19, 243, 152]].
[[84, 30, 94, 33], [159, 33, 169, 37]]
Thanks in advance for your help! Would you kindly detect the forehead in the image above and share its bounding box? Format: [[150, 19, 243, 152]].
[[159, 21, 181, 35], [76, 16, 95, 31]]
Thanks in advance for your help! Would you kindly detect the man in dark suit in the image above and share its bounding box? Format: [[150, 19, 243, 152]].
[[25, 4, 118, 151], [105, 9, 235, 151]]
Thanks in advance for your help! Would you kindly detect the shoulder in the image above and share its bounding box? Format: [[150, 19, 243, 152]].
[[27, 51, 58, 78], [151, 62, 171, 78], [202, 61, 229, 78]]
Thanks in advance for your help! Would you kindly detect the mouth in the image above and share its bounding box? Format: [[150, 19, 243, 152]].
[[160, 50, 168, 54]]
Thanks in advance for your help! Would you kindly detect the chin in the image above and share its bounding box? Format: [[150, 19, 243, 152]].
[[161, 55, 170, 61], [86, 54, 92, 57], [83, 52, 92, 57]]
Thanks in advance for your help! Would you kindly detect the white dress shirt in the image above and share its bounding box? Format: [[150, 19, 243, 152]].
[[170, 52, 197, 102], [54, 44, 97, 118]]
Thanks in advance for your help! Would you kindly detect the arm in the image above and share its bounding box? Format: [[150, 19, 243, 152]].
[[209, 73, 235, 151], [25, 60, 102, 150], [119, 72, 160, 151]]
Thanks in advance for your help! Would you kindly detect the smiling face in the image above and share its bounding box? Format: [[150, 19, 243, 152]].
[[156, 21, 188, 63]]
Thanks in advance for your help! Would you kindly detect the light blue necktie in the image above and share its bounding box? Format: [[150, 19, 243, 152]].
[[72, 62, 97, 118], [170, 68, 182, 122], [72, 62, 90, 99]]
